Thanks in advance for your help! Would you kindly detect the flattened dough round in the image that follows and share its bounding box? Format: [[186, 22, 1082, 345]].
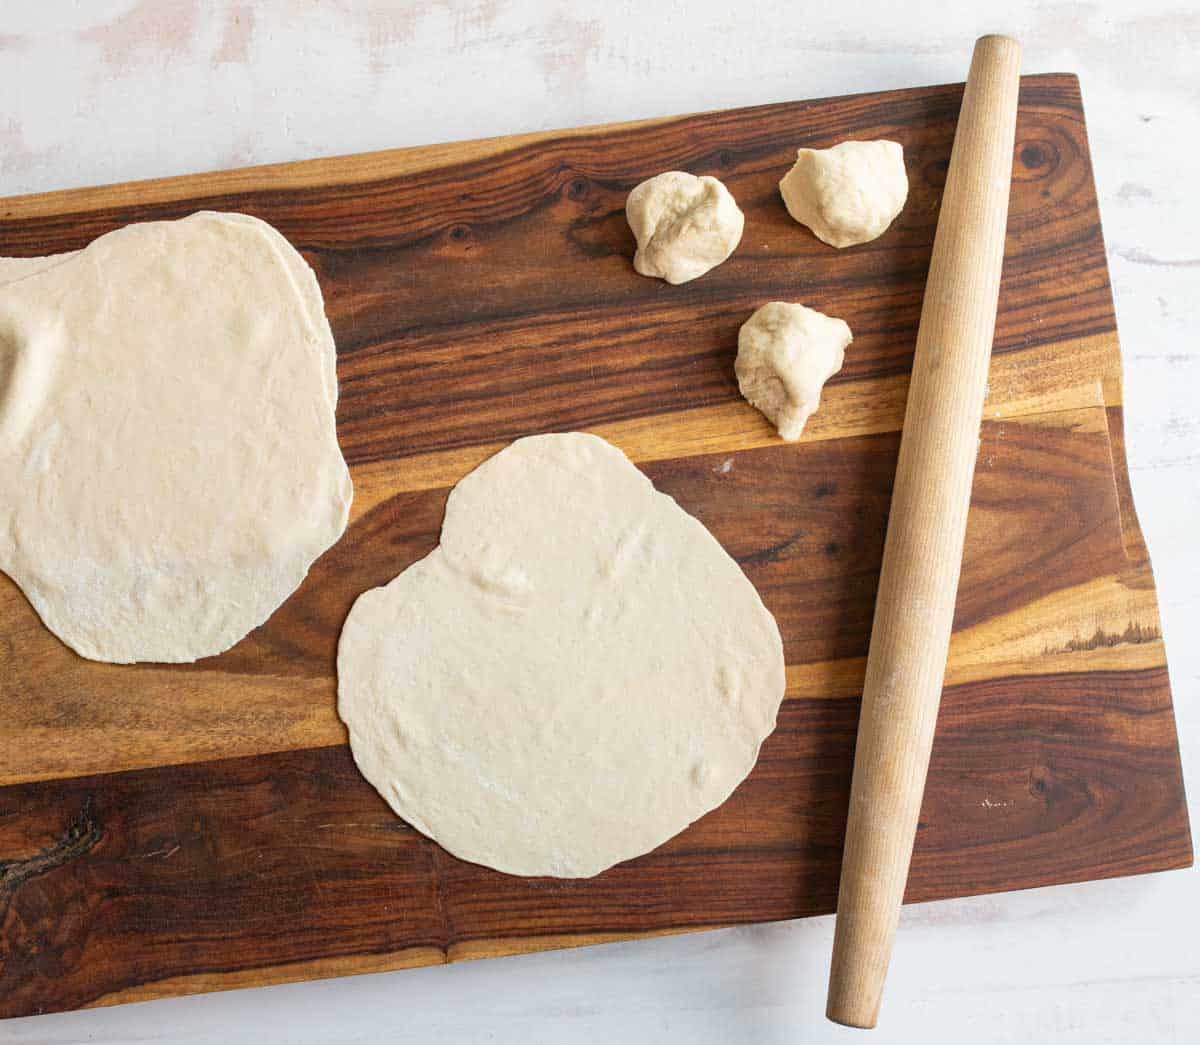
[[337, 433, 785, 878], [0, 212, 339, 410], [0, 212, 352, 663]]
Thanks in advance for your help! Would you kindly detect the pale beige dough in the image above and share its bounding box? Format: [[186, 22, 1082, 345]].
[[0, 213, 338, 410], [779, 140, 908, 248], [735, 301, 852, 441], [337, 433, 785, 878], [626, 171, 744, 284], [0, 212, 352, 663]]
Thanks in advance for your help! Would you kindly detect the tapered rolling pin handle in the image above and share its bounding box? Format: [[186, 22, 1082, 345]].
[[825, 35, 1022, 1029]]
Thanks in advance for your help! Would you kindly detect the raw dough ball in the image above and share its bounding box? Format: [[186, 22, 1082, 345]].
[[779, 140, 908, 248], [735, 301, 852, 441], [338, 433, 785, 878], [626, 171, 745, 284], [0, 212, 353, 663]]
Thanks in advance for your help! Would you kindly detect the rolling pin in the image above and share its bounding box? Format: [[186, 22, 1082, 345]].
[[826, 34, 1022, 1029]]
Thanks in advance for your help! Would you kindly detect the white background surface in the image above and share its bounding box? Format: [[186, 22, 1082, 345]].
[[1, 2, 1196, 1042]]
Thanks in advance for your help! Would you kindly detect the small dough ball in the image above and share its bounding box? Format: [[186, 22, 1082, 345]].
[[735, 301, 852, 441], [779, 140, 908, 248], [626, 171, 745, 284]]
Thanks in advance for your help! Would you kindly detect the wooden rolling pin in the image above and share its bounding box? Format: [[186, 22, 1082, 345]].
[[826, 35, 1022, 1029]]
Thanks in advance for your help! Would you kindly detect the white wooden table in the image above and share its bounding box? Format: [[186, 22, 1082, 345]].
[[1, 3, 1196, 1042]]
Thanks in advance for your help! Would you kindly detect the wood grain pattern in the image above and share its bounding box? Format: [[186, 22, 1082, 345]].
[[0, 405, 1135, 786], [0, 664, 1187, 1017], [0, 74, 1190, 1018]]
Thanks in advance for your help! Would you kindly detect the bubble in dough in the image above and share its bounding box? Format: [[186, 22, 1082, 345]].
[[0, 212, 352, 663], [625, 171, 745, 284], [337, 433, 785, 878], [735, 301, 852, 441], [779, 140, 908, 248]]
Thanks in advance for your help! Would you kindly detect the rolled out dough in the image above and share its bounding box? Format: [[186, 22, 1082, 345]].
[[0, 212, 352, 663], [337, 433, 785, 878], [0, 212, 339, 409]]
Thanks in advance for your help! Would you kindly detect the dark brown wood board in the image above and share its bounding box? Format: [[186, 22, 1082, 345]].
[[0, 73, 1190, 1018]]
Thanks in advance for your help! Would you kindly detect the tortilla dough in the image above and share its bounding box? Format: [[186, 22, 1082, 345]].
[[779, 140, 908, 248], [736, 301, 852, 441], [338, 433, 785, 878], [0, 213, 339, 410], [0, 212, 352, 663], [626, 171, 744, 284]]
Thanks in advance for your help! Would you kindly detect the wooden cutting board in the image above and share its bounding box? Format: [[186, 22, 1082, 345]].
[[0, 73, 1191, 1019]]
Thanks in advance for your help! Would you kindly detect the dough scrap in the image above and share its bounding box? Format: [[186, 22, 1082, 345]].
[[626, 171, 744, 284], [735, 301, 852, 441], [337, 433, 785, 878], [779, 140, 908, 248], [0, 212, 352, 663]]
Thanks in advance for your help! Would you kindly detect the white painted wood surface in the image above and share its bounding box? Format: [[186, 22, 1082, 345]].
[[1, 3, 1195, 1041]]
